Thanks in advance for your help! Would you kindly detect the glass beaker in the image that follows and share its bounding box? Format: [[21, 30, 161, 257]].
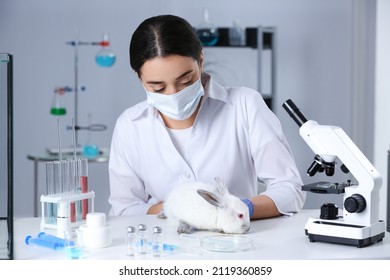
[[196, 8, 219, 46]]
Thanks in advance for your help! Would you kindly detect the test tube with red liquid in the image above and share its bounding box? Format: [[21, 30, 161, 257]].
[[68, 159, 76, 223], [80, 158, 89, 219]]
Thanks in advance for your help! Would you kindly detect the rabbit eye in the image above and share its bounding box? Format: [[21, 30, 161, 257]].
[[238, 213, 244, 219]]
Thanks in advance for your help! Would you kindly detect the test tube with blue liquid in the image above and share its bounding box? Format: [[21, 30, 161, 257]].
[[53, 161, 62, 196], [61, 160, 70, 195], [45, 162, 55, 224]]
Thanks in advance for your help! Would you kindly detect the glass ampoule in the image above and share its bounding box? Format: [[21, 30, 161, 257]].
[[137, 224, 147, 254], [126, 226, 137, 256], [152, 226, 163, 257]]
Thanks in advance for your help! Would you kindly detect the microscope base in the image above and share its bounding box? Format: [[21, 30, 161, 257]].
[[305, 217, 385, 248]]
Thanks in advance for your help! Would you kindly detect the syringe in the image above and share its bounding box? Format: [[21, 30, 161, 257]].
[[38, 232, 74, 247], [25, 235, 61, 251]]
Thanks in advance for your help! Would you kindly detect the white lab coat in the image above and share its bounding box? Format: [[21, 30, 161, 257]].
[[108, 73, 306, 215]]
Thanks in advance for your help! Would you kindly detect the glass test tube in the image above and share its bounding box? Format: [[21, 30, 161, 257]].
[[75, 158, 82, 221], [45, 162, 55, 224], [53, 161, 62, 195], [68, 160, 76, 223], [61, 160, 70, 195], [80, 158, 88, 220]]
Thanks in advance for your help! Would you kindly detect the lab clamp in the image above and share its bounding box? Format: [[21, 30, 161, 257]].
[[283, 99, 385, 248]]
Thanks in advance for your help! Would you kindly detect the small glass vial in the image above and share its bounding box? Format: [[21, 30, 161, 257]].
[[152, 226, 163, 257], [126, 226, 137, 256], [137, 224, 147, 254]]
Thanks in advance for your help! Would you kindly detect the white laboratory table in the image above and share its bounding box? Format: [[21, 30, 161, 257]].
[[14, 210, 390, 260]]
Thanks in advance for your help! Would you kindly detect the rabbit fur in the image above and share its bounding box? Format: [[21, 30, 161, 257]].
[[163, 177, 251, 234]]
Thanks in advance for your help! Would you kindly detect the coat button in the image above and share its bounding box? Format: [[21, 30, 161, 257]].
[[184, 172, 191, 179]]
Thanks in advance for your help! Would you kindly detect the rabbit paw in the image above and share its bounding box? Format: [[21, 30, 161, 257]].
[[157, 210, 167, 219], [177, 220, 193, 234]]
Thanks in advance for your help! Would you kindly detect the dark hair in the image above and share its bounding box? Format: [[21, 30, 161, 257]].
[[129, 15, 202, 75]]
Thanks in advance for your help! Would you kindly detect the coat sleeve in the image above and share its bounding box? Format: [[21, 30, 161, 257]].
[[108, 116, 152, 216], [244, 89, 306, 213]]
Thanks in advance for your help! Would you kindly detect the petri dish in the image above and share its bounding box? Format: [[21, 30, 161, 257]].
[[200, 235, 254, 252]]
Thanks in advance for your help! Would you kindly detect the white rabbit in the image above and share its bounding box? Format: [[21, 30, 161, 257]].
[[163, 177, 251, 234]]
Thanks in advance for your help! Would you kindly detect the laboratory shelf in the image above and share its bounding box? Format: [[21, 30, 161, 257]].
[[200, 26, 276, 110]]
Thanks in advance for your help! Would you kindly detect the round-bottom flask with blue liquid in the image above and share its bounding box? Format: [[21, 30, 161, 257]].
[[196, 8, 219, 46]]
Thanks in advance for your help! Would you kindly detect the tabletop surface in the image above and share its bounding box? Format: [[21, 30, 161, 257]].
[[14, 210, 390, 260]]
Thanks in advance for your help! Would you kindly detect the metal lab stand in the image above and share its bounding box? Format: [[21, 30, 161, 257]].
[[27, 150, 109, 217]]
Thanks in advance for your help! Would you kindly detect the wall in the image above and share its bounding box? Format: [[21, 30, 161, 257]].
[[1, 0, 377, 217], [375, 0, 390, 224]]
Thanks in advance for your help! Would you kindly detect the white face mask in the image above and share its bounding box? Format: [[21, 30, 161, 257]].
[[144, 79, 204, 120]]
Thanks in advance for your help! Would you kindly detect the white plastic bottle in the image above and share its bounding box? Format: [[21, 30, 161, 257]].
[[229, 20, 246, 46], [57, 201, 70, 238]]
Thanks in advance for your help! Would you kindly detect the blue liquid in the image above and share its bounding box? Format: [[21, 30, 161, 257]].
[[96, 54, 116, 67], [196, 29, 219, 46], [83, 145, 99, 157], [65, 246, 83, 259], [46, 203, 56, 224]]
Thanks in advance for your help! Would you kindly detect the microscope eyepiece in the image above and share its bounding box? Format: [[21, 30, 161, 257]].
[[282, 99, 308, 127]]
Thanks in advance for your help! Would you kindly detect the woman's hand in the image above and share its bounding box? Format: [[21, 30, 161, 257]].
[[250, 195, 282, 220], [147, 202, 164, 215]]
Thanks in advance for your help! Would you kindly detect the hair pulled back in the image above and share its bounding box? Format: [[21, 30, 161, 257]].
[[129, 15, 202, 76]]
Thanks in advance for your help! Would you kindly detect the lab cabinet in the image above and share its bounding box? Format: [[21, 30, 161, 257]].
[[201, 26, 276, 110]]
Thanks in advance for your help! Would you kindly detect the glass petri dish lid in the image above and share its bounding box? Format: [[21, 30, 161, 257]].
[[200, 235, 254, 252]]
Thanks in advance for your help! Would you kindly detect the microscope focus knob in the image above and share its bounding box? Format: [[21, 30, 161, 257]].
[[344, 194, 366, 213], [320, 203, 339, 220]]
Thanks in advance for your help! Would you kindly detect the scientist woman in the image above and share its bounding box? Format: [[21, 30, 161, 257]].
[[108, 14, 306, 219]]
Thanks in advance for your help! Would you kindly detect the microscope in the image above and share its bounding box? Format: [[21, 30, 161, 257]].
[[283, 99, 385, 247]]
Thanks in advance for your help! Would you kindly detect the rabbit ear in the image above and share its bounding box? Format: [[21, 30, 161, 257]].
[[214, 177, 228, 196], [197, 189, 225, 208]]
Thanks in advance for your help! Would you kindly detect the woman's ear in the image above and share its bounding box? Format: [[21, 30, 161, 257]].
[[199, 51, 204, 72]]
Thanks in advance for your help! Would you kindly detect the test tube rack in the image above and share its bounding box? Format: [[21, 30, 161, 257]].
[[40, 191, 95, 230]]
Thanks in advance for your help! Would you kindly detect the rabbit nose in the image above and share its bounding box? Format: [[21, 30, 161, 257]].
[[241, 224, 250, 233]]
